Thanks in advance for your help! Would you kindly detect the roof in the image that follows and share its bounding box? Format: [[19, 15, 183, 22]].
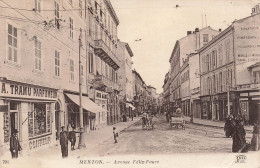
[[105, 0, 119, 26], [125, 43, 134, 57], [132, 69, 145, 85]]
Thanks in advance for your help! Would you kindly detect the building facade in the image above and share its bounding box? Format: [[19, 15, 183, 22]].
[[86, 0, 121, 126], [117, 41, 134, 120], [169, 27, 220, 113], [0, 0, 122, 156], [199, 12, 260, 123]]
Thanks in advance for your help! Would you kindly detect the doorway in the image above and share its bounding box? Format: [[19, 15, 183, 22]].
[[10, 101, 19, 135], [55, 101, 61, 140]]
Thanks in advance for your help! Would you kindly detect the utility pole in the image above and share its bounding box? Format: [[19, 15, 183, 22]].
[[78, 28, 86, 148]]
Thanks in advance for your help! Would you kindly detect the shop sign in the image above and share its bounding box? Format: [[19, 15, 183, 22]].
[[29, 135, 51, 150], [0, 82, 57, 100]]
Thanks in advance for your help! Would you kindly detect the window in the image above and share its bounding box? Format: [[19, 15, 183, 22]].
[[203, 34, 208, 42], [253, 71, 260, 84], [28, 103, 51, 138], [69, 17, 73, 39], [55, 50, 60, 77], [79, 0, 82, 17], [218, 44, 223, 66], [80, 64, 84, 83], [88, 46, 94, 73], [219, 72, 222, 92], [70, 59, 74, 81], [225, 39, 230, 63], [89, 15, 92, 36], [34, 0, 41, 13], [206, 54, 209, 71], [54, 1, 60, 29], [7, 24, 18, 63], [34, 38, 42, 71]]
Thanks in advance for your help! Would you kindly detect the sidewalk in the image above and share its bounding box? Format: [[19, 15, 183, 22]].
[[183, 116, 253, 132], [3, 117, 141, 160]]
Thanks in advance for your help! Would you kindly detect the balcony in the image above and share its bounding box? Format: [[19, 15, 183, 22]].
[[94, 39, 120, 70], [95, 75, 120, 92]]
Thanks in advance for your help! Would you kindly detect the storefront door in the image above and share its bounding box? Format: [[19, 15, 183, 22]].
[[55, 102, 60, 140], [10, 101, 19, 134]]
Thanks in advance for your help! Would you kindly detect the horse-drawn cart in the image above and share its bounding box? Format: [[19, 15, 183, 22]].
[[141, 114, 154, 130], [169, 108, 185, 130]]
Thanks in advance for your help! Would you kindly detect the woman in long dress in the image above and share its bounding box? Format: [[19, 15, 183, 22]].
[[232, 119, 246, 153], [251, 122, 260, 151]]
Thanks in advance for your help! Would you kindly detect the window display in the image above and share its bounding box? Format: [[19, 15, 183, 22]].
[[28, 103, 51, 138]]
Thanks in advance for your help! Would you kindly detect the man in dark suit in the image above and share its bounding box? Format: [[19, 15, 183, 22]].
[[10, 129, 22, 159], [60, 126, 68, 158]]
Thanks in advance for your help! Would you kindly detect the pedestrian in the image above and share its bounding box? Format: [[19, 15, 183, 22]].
[[250, 122, 260, 151], [113, 127, 118, 143], [224, 116, 234, 138], [69, 127, 76, 151], [10, 129, 22, 159], [60, 126, 68, 158], [232, 119, 246, 153]]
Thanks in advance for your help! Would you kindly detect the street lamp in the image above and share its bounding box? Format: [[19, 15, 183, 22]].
[[78, 28, 86, 148]]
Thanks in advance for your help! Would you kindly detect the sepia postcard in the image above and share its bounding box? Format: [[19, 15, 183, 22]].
[[0, 0, 260, 167]]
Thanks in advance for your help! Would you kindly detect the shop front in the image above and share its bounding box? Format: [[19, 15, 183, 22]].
[[64, 93, 106, 132], [0, 80, 57, 155], [238, 90, 260, 125], [200, 96, 211, 120]]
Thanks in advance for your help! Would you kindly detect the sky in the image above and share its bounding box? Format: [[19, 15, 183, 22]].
[[110, 0, 259, 93]]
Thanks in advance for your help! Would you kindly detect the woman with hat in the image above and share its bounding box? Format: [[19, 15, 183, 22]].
[[10, 129, 22, 159]]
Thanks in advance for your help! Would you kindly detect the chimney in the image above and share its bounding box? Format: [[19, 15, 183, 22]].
[[195, 28, 199, 32], [219, 29, 222, 32], [187, 31, 192, 35]]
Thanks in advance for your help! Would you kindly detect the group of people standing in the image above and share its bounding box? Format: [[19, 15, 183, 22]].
[[59, 121, 77, 158], [224, 116, 260, 152]]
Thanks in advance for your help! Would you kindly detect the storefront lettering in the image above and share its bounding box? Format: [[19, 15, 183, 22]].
[[29, 136, 51, 150], [0, 82, 57, 99]]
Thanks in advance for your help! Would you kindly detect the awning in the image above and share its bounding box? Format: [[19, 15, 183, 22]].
[[65, 93, 106, 113], [126, 103, 135, 110]]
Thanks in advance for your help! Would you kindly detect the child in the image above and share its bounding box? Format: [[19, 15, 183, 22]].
[[69, 127, 76, 150], [113, 127, 118, 143]]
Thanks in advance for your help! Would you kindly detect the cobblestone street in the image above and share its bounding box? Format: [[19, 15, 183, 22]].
[[82, 115, 253, 156]]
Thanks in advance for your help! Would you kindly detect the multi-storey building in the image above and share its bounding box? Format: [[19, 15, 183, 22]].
[[0, 0, 121, 155], [117, 41, 134, 120], [199, 10, 260, 124], [0, 0, 89, 154], [189, 53, 201, 118], [86, 0, 121, 126], [162, 71, 171, 111], [169, 27, 220, 112], [132, 69, 146, 115], [180, 58, 190, 116], [147, 85, 157, 113]]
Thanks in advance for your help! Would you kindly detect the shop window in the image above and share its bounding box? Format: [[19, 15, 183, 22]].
[[28, 103, 51, 138]]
